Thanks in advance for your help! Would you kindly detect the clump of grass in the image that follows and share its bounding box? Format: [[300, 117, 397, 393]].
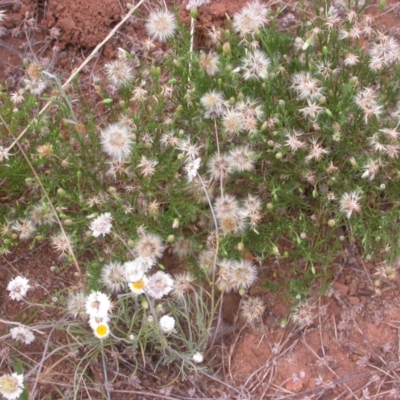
[[1, 0, 400, 397]]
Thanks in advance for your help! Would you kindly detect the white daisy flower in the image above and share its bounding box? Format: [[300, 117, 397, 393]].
[[0, 373, 24, 400], [85, 292, 112, 318], [10, 326, 35, 345], [7, 276, 30, 301], [89, 213, 113, 237]]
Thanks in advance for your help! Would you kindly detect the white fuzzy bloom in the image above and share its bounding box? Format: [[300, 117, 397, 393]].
[[340, 191, 362, 218], [159, 315, 175, 333], [192, 352, 204, 363], [85, 292, 112, 318], [146, 271, 174, 299], [7, 277, 30, 301], [186, 0, 210, 10], [100, 123, 133, 161], [0, 146, 10, 162], [10, 326, 35, 345], [145, 10, 177, 42], [124, 257, 153, 282], [89, 213, 112, 237], [184, 157, 201, 182], [0, 373, 24, 400], [104, 59, 134, 88]]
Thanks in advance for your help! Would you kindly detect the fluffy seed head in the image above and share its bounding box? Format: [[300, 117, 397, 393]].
[[134, 233, 165, 260], [214, 194, 240, 219], [172, 272, 194, 298], [233, 1, 269, 38], [67, 292, 87, 320], [207, 152, 231, 181], [228, 146, 255, 172], [172, 237, 194, 259], [228, 260, 258, 290], [100, 123, 133, 161], [200, 90, 225, 118], [28, 201, 56, 226], [339, 191, 362, 218], [89, 212, 113, 237], [145, 10, 177, 42], [101, 261, 126, 293], [51, 232, 74, 259], [104, 59, 134, 88], [240, 296, 266, 324], [199, 51, 219, 75], [290, 300, 316, 327], [222, 109, 245, 136], [241, 49, 270, 80]]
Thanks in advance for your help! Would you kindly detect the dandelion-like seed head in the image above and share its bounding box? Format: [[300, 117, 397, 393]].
[[101, 261, 126, 293], [290, 300, 316, 327], [100, 123, 133, 161], [200, 90, 225, 118], [219, 214, 247, 236], [198, 248, 217, 277], [228, 260, 258, 291], [199, 51, 219, 76], [339, 191, 362, 218], [207, 152, 231, 181], [214, 195, 240, 219], [104, 59, 134, 88], [146, 271, 174, 299], [134, 233, 165, 260], [240, 296, 266, 324], [145, 10, 177, 42], [0, 373, 24, 400], [233, 1, 269, 38], [172, 272, 194, 298], [7, 276, 30, 302], [241, 49, 270, 80], [51, 232, 74, 259], [228, 146, 255, 172], [172, 237, 194, 259], [12, 218, 36, 241], [67, 291, 87, 320]]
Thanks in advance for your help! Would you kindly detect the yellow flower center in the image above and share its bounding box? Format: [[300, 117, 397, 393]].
[[95, 324, 108, 337], [131, 280, 146, 290]]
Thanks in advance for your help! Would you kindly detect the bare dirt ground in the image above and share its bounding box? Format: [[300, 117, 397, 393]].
[[2, 0, 400, 398]]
